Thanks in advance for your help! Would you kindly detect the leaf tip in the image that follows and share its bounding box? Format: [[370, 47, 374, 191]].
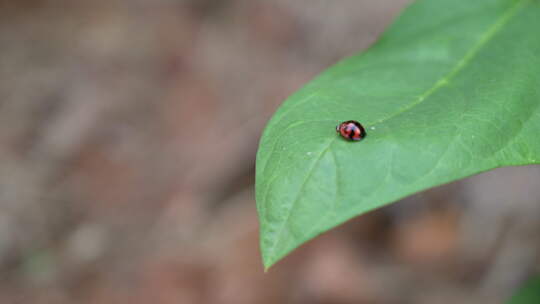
[[262, 256, 275, 273]]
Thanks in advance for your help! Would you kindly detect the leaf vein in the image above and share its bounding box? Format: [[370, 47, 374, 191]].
[[265, 137, 336, 265], [370, 0, 530, 126]]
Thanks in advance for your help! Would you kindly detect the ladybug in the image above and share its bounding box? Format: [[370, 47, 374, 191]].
[[336, 120, 366, 141]]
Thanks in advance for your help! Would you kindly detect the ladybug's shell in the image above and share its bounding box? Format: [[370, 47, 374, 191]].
[[336, 120, 366, 141]]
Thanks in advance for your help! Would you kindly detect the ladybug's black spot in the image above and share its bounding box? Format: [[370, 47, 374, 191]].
[[347, 126, 355, 140]]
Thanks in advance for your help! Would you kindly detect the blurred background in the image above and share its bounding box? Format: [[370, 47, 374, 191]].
[[1, 0, 539, 303]]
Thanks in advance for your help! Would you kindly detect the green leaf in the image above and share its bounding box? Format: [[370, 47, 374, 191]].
[[506, 276, 540, 304], [256, 0, 540, 270]]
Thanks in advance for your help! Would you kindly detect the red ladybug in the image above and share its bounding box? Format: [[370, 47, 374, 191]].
[[336, 120, 366, 141]]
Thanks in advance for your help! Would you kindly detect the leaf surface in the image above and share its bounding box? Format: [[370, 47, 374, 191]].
[[256, 0, 540, 269]]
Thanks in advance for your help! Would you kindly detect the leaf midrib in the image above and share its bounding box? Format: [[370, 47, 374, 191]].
[[370, 0, 530, 126]]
